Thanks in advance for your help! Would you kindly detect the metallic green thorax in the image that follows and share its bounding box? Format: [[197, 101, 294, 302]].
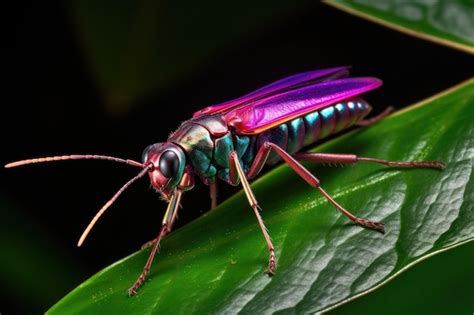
[[170, 98, 371, 184], [169, 116, 251, 182]]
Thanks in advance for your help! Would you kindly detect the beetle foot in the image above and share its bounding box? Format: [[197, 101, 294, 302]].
[[265, 249, 276, 276], [355, 217, 385, 233]]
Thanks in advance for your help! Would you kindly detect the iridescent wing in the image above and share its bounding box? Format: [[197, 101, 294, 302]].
[[193, 67, 350, 117], [223, 77, 382, 134]]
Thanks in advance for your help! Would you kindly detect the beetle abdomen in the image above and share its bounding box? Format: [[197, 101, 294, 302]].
[[246, 98, 371, 165]]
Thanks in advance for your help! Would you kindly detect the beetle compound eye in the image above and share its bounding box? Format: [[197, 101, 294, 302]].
[[141, 145, 153, 163], [159, 150, 179, 178]]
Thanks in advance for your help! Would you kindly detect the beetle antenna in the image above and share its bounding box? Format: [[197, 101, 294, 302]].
[[77, 165, 152, 247], [5, 154, 145, 169]]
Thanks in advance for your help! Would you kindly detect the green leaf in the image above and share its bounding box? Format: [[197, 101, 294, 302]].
[[324, 0, 474, 54], [68, 0, 309, 114], [327, 241, 474, 315], [47, 79, 474, 314]]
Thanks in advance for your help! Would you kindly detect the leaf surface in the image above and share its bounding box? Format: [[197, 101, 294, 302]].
[[328, 241, 474, 315], [48, 79, 474, 314], [324, 0, 474, 54]]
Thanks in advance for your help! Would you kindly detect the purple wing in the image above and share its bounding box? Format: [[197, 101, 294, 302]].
[[224, 77, 382, 134], [193, 67, 350, 118]]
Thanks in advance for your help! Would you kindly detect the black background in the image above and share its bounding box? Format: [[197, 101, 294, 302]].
[[4, 1, 472, 313]]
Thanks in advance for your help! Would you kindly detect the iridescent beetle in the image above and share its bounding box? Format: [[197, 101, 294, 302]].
[[6, 67, 444, 295]]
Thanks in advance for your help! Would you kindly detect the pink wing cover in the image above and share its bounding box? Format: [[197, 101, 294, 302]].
[[193, 67, 350, 118], [224, 77, 382, 134]]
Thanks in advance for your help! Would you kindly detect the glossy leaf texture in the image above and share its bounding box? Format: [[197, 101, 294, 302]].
[[324, 0, 474, 54], [328, 241, 474, 315], [47, 79, 474, 314]]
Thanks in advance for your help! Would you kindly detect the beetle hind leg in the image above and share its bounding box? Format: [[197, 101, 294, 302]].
[[317, 184, 385, 232], [293, 152, 445, 170], [356, 106, 395, 126], [247, 142, 385, 233]]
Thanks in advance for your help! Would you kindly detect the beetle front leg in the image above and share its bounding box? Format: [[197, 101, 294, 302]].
[[140, 210, 179, 250], [248, 142, 385, 232], [140, 195, 182, 250], [128, 190, 183, 296], [228, 151, 276, 275]]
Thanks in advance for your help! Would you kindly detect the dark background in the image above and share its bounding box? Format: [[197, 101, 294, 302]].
[[3, 1, 472, 313]]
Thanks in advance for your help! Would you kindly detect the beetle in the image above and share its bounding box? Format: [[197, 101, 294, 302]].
[[5, 66, 444, 295]]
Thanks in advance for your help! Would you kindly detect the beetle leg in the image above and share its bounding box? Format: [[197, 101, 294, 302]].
[[141, 239, 156, 250], [128, 190, 183, 296], [356, 106, 394, 126], [140, 196, 182, 250], [228, 151, 276, 275], [210, 180, 218, 209], [249, 142, 385, 232], [293, 152, 445, 169], [141, 208, 180, 250]]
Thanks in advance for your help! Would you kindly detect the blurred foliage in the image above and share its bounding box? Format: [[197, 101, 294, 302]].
[[325, 0, 474, 54], [0, 195, 82, 314], [69, 0, 310, 114], [47, 80, 473, 314]]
